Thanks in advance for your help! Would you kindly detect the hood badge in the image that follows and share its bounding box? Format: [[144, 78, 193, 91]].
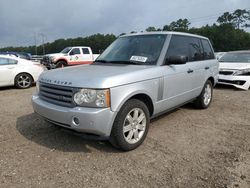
[[41, 78, 72, 86]]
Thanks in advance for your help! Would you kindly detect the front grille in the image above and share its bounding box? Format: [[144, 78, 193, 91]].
[[219, 71, 234, 75], [39, 82, 76, 107], [41, 56, 50, 64]]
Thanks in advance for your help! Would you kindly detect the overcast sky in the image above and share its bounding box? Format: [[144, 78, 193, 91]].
[[0, 0, 249, 48]]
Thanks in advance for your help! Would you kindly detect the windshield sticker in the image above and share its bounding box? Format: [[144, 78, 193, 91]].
[[130, 56, 148, 63]]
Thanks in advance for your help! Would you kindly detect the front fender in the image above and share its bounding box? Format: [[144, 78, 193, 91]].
[[110, 78, 160, 113]]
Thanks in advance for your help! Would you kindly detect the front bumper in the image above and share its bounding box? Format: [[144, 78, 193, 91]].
[[32, 94, 117, 137], [218, 74, 250, 90], [40, 61, 56, 69]]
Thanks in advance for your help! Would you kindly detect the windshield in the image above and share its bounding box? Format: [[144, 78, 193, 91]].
[[60, 47, 72, 54], [95, 34, 167, 65], [219, 52, 250, 63]]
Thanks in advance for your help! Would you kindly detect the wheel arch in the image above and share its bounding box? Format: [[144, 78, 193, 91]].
[[207, 76, 215, 86], [56, 58, 68, 65], [114, 92, 154, 117]]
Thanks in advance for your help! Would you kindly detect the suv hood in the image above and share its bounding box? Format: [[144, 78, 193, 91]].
[[219, 62, 250, 70], [39, 64, 162, 88]]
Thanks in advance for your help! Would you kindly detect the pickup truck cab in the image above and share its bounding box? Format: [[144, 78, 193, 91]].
[[41, 46, 99, 69], [32, 32, 218, 151]]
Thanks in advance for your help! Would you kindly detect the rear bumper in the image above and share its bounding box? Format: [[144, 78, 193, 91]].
[[218, 74, 250, 90], [32, 94, 117, 137]]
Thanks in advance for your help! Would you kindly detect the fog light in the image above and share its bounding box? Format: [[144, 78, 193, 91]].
[[72, 117, 80, 126]]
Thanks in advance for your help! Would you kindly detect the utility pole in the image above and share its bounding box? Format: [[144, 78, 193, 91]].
[[34, 32, 37, 55], [39, 33, 47, 55]]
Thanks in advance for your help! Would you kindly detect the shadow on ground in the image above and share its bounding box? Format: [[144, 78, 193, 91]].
[[16, 113, 119, 153]]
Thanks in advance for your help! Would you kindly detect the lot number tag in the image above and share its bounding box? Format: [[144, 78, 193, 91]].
[[130, 56, 148, 63]]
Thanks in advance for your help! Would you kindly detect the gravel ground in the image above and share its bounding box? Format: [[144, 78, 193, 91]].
[[0, 86, 249, 188]]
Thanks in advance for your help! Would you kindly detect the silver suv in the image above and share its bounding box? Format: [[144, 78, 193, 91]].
[[32, 32, 218, 151]]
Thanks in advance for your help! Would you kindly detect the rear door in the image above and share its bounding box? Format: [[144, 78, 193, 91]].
[[185, 37, 205, 97], [0, 57, 17, 86], [80, 48, 93, 64]]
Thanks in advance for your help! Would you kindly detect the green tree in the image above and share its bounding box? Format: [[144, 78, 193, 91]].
[[217, 9, 250, 29], [145, 26, 157, 32], [163, 18, 190, 31]]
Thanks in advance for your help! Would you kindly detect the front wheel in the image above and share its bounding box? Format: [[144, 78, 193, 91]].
[[56, 61, 67, 68], [194, 80, 213, 109], [109, 99, 150, 151], [15, 73, 33, 89]]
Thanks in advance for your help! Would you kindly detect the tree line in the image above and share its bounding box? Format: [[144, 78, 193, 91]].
[[1, 9, 250, 54]]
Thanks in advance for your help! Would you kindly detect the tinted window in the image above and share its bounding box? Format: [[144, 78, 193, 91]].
[[201, 39, 215, 60], [166, 35, 203, 62], [0, 58, 17, 65], [166, 35, 189, 60], [82, 48, 90, 54], [70, 48, 80, 55], [188, 37, 203, 61]]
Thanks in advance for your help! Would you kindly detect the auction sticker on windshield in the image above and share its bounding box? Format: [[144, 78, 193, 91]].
[[130, 56, 148, 63]]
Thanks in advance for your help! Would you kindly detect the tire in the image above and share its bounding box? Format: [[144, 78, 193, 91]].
[[15, 73, 33, 89], [109, 99, 150, 151], [194, 80, 213, 109], [56, 61, 67, 68]]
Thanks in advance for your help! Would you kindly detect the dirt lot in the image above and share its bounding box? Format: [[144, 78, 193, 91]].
[[0, 86, 249, 188]]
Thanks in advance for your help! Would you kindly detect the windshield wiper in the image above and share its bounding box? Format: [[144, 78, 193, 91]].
[[94, 59, 109, 63], [108, 60, 144, 65], [94, 60, 146, 65]]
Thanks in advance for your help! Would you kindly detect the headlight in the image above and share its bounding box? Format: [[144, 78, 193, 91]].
[[49, 56, 56, 62], [233, 69, 250, 76], [73, 89, 110, 108]]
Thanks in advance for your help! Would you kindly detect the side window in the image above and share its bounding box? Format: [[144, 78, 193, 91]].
[[201, 39, 215, 60], [82, 48, 90, 54], [166, 35, 189, 61], [0, 58, 17, 65], [8, 59, 18, 64], [188, 37, 203, 61], [69, 48, 81, 55], [0, 58, 9, 65], [166, 35, 203, 62]]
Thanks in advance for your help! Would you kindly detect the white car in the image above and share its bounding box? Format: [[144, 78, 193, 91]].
[[0, 55, 46, 89], [218, 51, 250, 90], [215, 52, 226, 60]]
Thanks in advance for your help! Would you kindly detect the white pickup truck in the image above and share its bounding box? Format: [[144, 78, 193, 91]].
[[41, 46, 99, 69]]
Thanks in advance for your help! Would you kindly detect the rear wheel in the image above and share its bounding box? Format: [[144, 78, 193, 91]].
[[15, 73, 33, 89], [109, 99, 150, 151], [56, 61, 67, 68], [194, 80, 213, 109]]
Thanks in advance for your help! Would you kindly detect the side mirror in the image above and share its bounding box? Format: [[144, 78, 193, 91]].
[[166, 55, 188, 65]]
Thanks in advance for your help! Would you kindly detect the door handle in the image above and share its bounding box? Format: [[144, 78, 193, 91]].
[[187, 69, 194, 74], [205, 66, 210, 70]]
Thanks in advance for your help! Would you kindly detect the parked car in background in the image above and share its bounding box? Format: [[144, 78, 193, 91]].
[[32, 32, 218, 151], [0, 55, 45, 89], [41, 46, 99, 69], [0, 52, 32, 60], [215, 52, 226, 60], [218, 51, 250, 90]]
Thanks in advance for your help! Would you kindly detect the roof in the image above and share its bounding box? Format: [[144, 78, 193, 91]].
[[0, 54, 19, 60], [121, 31, 208, 40]]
